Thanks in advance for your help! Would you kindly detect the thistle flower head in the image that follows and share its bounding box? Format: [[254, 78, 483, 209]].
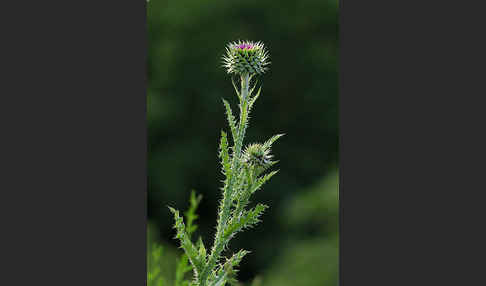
[[242, 143, 274, 170], [222, 40, 270, 75]]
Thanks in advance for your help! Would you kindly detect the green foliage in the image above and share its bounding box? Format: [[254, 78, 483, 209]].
[[284, 170, 339, 232], [219, 131, 232, 177], [174, 255, 192, 286], [222, 100, 237, 144], [148, 0, 338, 282], [148, 223, 178, 286], [148, 243, 165, 286], [148, 191, 204, 286], [169, 54, 281, 285], [148, 2, 338, 281], [262, 170, 339, 286], [184, 191, 203, 239], [224, 204, 268, 239], [169, 207, 205, 277], [158, 171, 337, 286], [173, 190, 204, 286]]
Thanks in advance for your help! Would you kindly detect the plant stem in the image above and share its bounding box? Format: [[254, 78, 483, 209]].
[[199, 73, 250, 286]]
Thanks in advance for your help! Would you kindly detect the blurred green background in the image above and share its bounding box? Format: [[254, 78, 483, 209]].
[[147, 0, 338, 285]]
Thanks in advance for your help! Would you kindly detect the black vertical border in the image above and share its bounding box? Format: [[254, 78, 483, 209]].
[[1, 0, 147, 284], [341, 0, 486, 286]]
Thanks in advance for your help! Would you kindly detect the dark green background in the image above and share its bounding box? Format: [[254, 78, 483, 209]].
[[148, 0, 338, 284]]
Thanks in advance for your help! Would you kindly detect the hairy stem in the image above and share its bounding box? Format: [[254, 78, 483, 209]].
[[200, 73, 250, 286]]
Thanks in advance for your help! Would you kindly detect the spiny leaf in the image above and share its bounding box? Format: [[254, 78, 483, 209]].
[[169, 207, 204, 276], [185, 190, 203, 237], [189, 190, 203, 209], [175, 191, 203, 286], [214, 250, 250, 286], [224, 204, 268, 238], [208, 271, 227, 286], [231, 168, 254, 216], [249, 79, 259, 96], [248, 86, 261, 111], [228, 249, 250, 267], [234, 103, 249, 161], [249, 170, 278, 194], [219, 131, 231, 178], [231, 165, 250, 202], [222, 99, 238, 143], [231, 77, 241, 101], [197, 237, 207, 262], [262, 133, 285, 149]]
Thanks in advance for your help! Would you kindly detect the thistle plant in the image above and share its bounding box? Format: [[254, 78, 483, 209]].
[[169, 40, 282, 286]]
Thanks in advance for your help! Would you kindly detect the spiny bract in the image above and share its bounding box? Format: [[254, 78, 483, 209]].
[[242, 143, 274, 169], [222, 40, 270, 75]]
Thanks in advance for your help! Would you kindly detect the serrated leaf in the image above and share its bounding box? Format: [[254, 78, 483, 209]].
[[197, 237, 207, 262], [231, 77, 241, 101], [210, 250, 250, 286], [169, 207, 204, 276], [249, 170, 278, 194], [249, 79, 259, 96], [208, 271, 227, 286], [262, 133, 285, 150], [219, 131, 231, 178], [222, 99, 238, 144], [229, 249, 250, 267], [185, 190, 202, 238], [248, 86, 261, 111], [223, 204, 268, 238]]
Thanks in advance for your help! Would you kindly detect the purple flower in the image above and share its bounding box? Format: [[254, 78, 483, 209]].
[[237, 43, 254, 50]]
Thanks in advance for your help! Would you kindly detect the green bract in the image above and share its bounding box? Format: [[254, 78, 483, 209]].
[[242, 143, 274, 170], [222, 41, 270, 75]]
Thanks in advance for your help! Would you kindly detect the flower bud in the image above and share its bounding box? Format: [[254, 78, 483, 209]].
[[242, 143, 274, 170], [222, 41, 270, 75]]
